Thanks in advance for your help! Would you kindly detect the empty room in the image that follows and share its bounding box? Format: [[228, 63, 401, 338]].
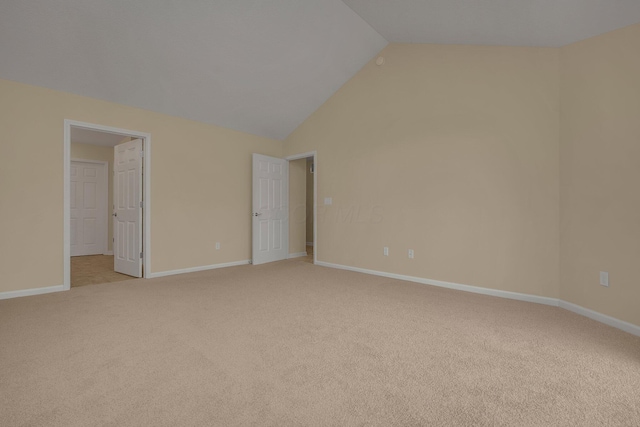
[[1, 1, 639, 426]]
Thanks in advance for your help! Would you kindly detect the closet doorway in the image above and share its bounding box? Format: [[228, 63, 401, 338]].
[[63, 120, 152, 289]]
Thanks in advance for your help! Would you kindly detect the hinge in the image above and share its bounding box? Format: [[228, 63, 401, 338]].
[[140, 252, 143, 259], [140, 150, 144, 158], [140, 201, 143, 208]]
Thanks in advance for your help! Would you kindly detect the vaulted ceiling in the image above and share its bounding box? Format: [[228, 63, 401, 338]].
[[344, 0, 640, 47], [2, 1, 639, 141]]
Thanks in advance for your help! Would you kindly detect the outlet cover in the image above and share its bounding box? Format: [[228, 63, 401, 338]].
[[383, 247, 389, 256], [215, 242, 221, 250], [408, 249, 414, 259], [324, 197, 333, 205], [600, 271, 609, 287]]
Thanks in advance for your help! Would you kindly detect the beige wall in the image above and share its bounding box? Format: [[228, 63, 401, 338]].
[[70, 142, 115, 252], [285, 43, 561, 298], [0, 78, 282, 293], [288, 158, 307, 255], [3, 27, 639, 328], [559, 23, 640, 326], [306, 159, 314, 244]]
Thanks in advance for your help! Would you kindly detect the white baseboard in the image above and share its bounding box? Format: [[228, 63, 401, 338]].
[[103, 251, 114, 256], [315, 261, 558, 306], [289, 252, 308, 259], [559, 301, 640, 337], [2, 260, 637, 338], [0, 285, 65, 300], [148, 260, 250, 279], [316, 261, 640, 337]]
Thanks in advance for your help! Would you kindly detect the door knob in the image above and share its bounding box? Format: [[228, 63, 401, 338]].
[[253, 212, 262, 216], [113, 212, 117, 217]]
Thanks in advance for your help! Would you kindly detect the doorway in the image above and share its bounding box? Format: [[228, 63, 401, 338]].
[[70, 158, 127, 287], [63, 120, 152, 290], [286, 151, 317, 264], [250, 151, 317, 266], [305, 158, 315, 261]]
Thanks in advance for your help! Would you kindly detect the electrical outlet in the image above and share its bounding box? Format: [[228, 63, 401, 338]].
[[383, 247, 389, 256], [408, 249, 414, 259], [600, 271, 609, 287], [215, 242, 221, 250]]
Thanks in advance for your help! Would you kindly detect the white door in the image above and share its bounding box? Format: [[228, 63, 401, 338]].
[[252, 154, 289, 265], [70, 161, 107, 256], [114, 139, 143, 277]]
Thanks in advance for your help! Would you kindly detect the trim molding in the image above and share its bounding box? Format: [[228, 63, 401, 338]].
[[316, 261, 640, 337], [558, 301, 640, 337], [289, 252, 308, 259], [285, 151, 317, 265], [148, 260, 250, 279], [316, 261, 558, 306], [0, 285, 65, 300], [64, 119, 153, 291], [2, 260, 637, 337]]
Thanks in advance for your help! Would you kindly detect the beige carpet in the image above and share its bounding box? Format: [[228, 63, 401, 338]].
[[1, 258, 639, 426], [71, 255, 136, 288]]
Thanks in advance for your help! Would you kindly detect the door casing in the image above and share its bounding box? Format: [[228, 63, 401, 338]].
[[285, 151, 317, 265], [63, 120, 152, 290]]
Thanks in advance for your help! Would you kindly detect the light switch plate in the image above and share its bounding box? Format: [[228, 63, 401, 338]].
[[324, 197, 332, 205]]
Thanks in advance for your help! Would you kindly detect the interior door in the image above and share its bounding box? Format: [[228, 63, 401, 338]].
[[252, 154, 289, 265], [70, 161, 106, 256], [113, 139, 143, 277]]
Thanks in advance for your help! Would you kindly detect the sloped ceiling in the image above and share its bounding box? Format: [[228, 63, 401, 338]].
[[343, 0, 640, 47], [0, 0, 387, 140], [1, 1, 640, 141]]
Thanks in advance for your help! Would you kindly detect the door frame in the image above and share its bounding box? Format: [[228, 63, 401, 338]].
[[285, 151, 317, 264], [63, 119, 152, 290], [70, 159, 109, 256]]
